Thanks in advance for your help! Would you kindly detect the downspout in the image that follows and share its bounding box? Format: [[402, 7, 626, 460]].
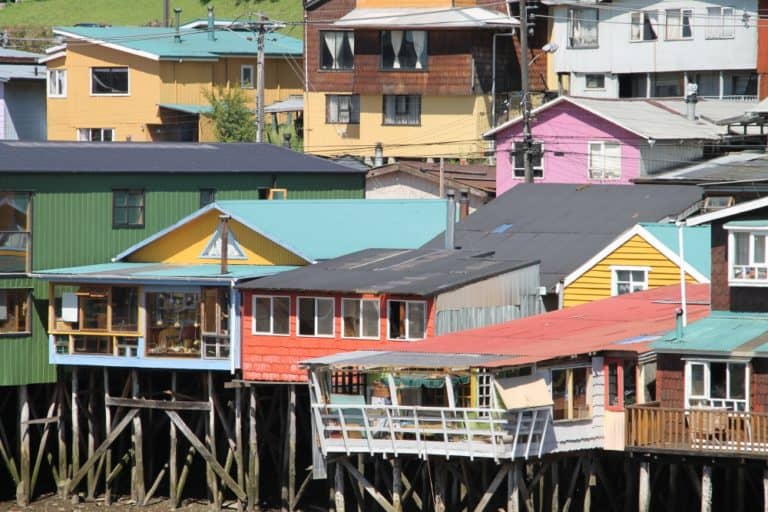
[[677, 221, 688, 327], [230, 279, 238, 375]]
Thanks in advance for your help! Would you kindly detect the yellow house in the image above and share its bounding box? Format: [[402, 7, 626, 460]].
[[562, 223, 711, 308], [43, 21, 303, 142]]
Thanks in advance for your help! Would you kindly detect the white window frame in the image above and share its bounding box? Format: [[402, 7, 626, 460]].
[[77, 128, 115, 142], [567, 7, 599, 49], [511, 141, 544, 179], [727, 227, 768, 286], [326, 94, 360, 124], [630, 11, 659, 42], [706, 6, 735, 40], [240, 64, 254, 89], [297, 296, 335, 338], [610, 266, 650, 296], [47, 69, 67, 98], [341, 298, 380, 339], [387, 299, 427, 341], [665, 8, 693, 40], [90, 66, 130, 96], [382, 95, 421, 126], [584, 73, 605, 90], [549, 365, 592, 421], [587, 141, 622, 180], [319, 30, 355, 71], [251, 295, 291, 336], [684, 359, 749, 411]]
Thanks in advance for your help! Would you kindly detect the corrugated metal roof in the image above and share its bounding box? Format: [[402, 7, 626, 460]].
[[653, 99, 759, 125], [639, 151, 768, 183], [0, 48, 42, 61], [54, 26, 302, 59], [34, 262, 297, 282], [238, 248, 536, 295], [0, 64, 45, 81], [304, 351, 506, 368], [653, 311, 768, 356], [641, 223, 711, 278], [0, 142, 364, 174], [367, 161, 496, 195], [334, 7, 517, 28], [264, 96, 303, 113], [422, 183, 703, 288], [158, 103, 213, 115]]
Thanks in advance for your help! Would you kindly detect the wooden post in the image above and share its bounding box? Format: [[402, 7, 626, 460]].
[[551, 461, 559, 512], [583, 456, 594, 512], [335, 459, 346, 512], [282, 385, 296, 511], [57, 380, 66, 497], [357, 455, 365, 512], [132, 369, 145, 504], [207, 372, 220, 509], [248, 385, 259, 511], [393, 458, 403, 512], [16, 385, 30, 506], [701, 465, 712, 512], [104, 369, 112, 506], [507, 461, 519, 512], [737, 464, 745, 512], [235, 385, 245, 511], [87, 371, 96, 499], [169, 372, 178, 509], [435, 460, 446, 512], [763, 468, 768, 512], [638, 461, 650, 512], [72, 368, 80, 498], [666, 463, 678, 512]]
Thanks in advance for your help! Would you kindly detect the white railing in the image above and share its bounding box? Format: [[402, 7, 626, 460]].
[[311, 403, 552, 462]]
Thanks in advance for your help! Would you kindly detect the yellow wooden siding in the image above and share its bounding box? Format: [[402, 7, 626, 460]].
[[563, 235, 699, 308], [127, 209, 308, 265]]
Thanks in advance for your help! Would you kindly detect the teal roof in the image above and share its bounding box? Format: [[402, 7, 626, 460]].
[[158, 103, 213, 115], [116, 199, 450, 263], [54, 26, 302, 60], [641, 222, 711, 279], [724, 220, 768, 228], [35, 262, 297, 282], [653, 311, 768, 355]]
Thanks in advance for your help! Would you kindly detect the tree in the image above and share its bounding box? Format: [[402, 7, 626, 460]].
[[204, 87, 257, 142]]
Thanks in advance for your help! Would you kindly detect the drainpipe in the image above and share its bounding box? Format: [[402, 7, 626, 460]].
[[445, 189, 456, 250], [677, 221, 687, 327], [207, 6, 216, 41], [220, 214, 231, 274], [174, 8, 182, 43]]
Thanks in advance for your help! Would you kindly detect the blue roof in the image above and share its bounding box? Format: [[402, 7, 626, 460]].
[[641, 222, 711, 279], [35, 262, 297, 282], [54, 26, 302, 60], [653, 311, 768, 355]]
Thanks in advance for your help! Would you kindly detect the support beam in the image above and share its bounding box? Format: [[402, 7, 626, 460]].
[[335, 459, 346, 512], [207, 372, 220, 509], [507, 461, 519, 512], [169, 372, 178, 509], [248, 386, 259, 511], [104, 370, 112, 506], [235, 385, 245, 511], [17, 385, 30, 506], [282, 385, 296, 512], [763, 468, 768, 512], [72, 368, 80, 496], [87, 371, 96, 499], [339, 457, 394, 512], [473, 463, 511, 512], [551, 461, 559, 512], [434, 461, 446, 512], [562, 457, 583, 512], [57, 380, 66, 497], [639, 461, 650, 512], [393, 458, 403, 512], [132, 369, 145, 504], [701, 465, 712, 512]]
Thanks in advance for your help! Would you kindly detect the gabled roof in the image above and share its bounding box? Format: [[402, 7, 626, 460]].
[[686, 194, 768, 226], [367, 160, 496, 196], [0, 142, 363, 174], [653, 311, 768, 356], [422, 183, 704, 288], [53, 25, 302, 61], [484, 96, 724, 141], [237, 248, 536, 295], [562, 223, 711, 287], [333, 7, 517, 29], [115, 200, 450, 263]]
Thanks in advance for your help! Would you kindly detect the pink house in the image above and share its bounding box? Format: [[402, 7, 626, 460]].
[[485, 96, 724, 195]]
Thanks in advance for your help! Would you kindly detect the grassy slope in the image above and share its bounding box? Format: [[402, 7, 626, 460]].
[[0, 0, 303, 38]]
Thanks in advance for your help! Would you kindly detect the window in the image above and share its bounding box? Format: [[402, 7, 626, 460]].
[[476, 370, 495, 409], [388, 300, 426, 340], [511, 142, 543, 178], [383, 95, 421, 126], [320, 31, 354, 70], [551, 367, 590, 421], [241, 65, 254, 88], [666, 9, 693, 40], [585, 74, 605, 90], [567, 7, 598, 48], [298, 297, 334, 336], [200, 189, 216, 208], [146, 291, 201, 356], [252, 295, 290, 335], [689, 71, 720, 97], [612, 267, 649, 295], [77, 128, 114, 142], [630, 11, 659, 41], [652, 73, 682, 97], [0, 191, 31, 273], [686, 361, 748, 411], [326, 94, 360, 124], [706, 7, 735, 39], [47, 69, 66, 97], [201, 288, 230, 359], [111, 287, 139, 332], [724, 71, 758, 97], [91, 67, 129, 95], [588, 141, 621, 180], [112, 190, 144, 228], [342, 298, 380, 339], [0, 289, 30, 335], [381, 30, 427, 70], [728, 229, 768, 283], [605, 359, 637, 410]]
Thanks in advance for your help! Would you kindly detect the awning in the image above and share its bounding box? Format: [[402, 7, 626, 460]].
[[494, 375, 553, 409], [334, 7, 518, 29], [158, 103, 213, 115], [265, 96, 304, 114]]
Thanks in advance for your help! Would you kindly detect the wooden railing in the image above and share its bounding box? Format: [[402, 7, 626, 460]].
[[627, 404, 768, 455], [311, 403, 552, 462]]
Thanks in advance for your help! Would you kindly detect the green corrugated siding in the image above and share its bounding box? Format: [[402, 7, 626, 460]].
[[1, 171, 364, 386]]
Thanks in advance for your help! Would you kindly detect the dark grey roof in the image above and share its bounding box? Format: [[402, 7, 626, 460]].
[[636, 151, 768, 184], [238, 248, 536, 296], [0, 142, 365, 174], [423, 183, 703, 288]]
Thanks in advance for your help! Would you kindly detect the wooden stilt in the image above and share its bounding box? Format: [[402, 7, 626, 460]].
[[235, 385, 244, 511], [551, 461, 559, 512], [435, 460, 446, 512], [562, 458, 583, 512], [281, 385, 296, 511], [666, 463, 678, 512], [356, 454, 365, 512], [474, 463, 510, 512], [330, 462, 337, 512], [339, 457, 394, 512], [623, 459, 633, 512], [72, 368, 80, 499], [507, 461, 519, 512], [701, 465, 712, 512], [57, 379, 66, 497], [248, 385, 259, 511], [132, 369, 145, 505], [207, 372, 220, 509], [87, 371, 96, 499], [392, 458, 403, 512], [169, 372, 178, 509], [763, 468, 768, 512], [104, 369, 112, 506], [17, 385, 30, 506], [335, 459, 346, 512], [738, 464, 745, 512], [582, 457, 593, 512], [639, 461, 650, 512]]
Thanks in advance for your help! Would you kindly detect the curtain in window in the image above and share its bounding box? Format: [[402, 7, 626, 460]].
[[631, 12, 643, 40], [580, 9, 598, 46], [412, 31, 427, 69], [333, 33, 344, 69], [384, 95, 395, 124], [643, 12, 658, 40], [328, 95, 339, 123], [734, 232, 749, 265], [603, 143, 621, 178], [666, 10, 681, 39], [390, 30, 404, 69], [348, 32, 354, 56], [324, 32, 339, 69]]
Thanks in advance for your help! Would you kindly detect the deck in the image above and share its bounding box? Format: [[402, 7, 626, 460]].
[[311, 403, 552, 462], [626, 404, 768, 457]]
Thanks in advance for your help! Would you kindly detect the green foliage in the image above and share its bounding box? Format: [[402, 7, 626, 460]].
[[204, 87, 257, 143]]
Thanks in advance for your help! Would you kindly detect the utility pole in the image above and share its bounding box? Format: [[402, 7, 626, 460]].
[[518, 0, 534, 183], [256, 13, 266, 143]]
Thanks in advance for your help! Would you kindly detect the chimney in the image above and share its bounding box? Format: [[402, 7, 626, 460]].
[[174, 8, 182, 43], [374, 142, 384, 167], [207, 6, 216, 41], [674, 308, 684, 340], [163, 0, 170, 27], [219, 214, 231, 274], [685, 82, 698, 121], [459, 189, 470, 220], [445, 189, 456, 250], [283, 132, 292, 149]]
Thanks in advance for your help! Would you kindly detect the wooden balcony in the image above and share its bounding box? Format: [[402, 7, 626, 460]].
[[311, 403, 552, 462], [626, 404, 768, 456]]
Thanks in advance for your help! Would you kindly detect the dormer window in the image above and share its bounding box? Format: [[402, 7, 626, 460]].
[[726, 223, 768, 284]]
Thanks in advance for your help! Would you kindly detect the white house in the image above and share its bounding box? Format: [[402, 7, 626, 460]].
[[546, 0, 758, 100]]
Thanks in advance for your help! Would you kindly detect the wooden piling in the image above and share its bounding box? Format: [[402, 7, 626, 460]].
[[335, 459, 346, 512], [207, 372, 220, 509], [550, 461, 559, 512], [639, 461, 650, 512], [434, 460, 446, 512], [392, 458, 403, 512], [248, 385, 259, 511], [87, 371, 96, 499], [72, 368, 80, 498], [763, 468, 768, 512], [104, 369, 112, 506], [282, 385, 296, 511], [507, 461, 519, 512], [57, 380, 66, 497], [132, 369, 145, 504], [701, 465, 712, 512], [170, 372, 178, 509], [17, 385, 30, 506], [235, 385, 244, 511]]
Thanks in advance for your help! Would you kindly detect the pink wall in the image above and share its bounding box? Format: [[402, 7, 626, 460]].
[[495, 101, 643, 195]]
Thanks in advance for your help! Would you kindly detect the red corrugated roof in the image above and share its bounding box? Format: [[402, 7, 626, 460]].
[[394, 284, 711, 366]]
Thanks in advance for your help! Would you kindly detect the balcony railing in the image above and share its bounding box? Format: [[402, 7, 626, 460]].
[[626, 404, 768, 455], [311, 403, 551, 462]]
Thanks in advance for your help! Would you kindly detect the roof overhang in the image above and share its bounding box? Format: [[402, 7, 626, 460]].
[[53, 28, 162, 61], [687, 195, 768, 226], [334, 7, 518, 29]]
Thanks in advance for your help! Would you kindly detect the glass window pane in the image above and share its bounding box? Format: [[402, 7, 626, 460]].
[[389, 301, 405, 339], [0, 289, 29, 333], [298, 298, 315, 336], [631, 271, 645, 282], [254, 297, 271, 333], [735, 232, 749, 265], [362, 300, 380, 338], [729, 363, 746, 400], [552, 369, 567, 420], [756, 235, 766, 264], [573, 368, 589, 419], [407, 301, 426, 339], [273, 297, 290, 335], [111, 287, 139, 332], [710, 362, 726, 399], [616, 270, 629, 282], [690, 364, 705, 396], [343, 299, 361, 337], [624, 362, 637, 406], [608, 363, 619, 406], [316, 298, 334, 336]]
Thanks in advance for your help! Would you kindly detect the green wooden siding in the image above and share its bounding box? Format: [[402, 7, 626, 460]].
[[0, 171, 364, 386]]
